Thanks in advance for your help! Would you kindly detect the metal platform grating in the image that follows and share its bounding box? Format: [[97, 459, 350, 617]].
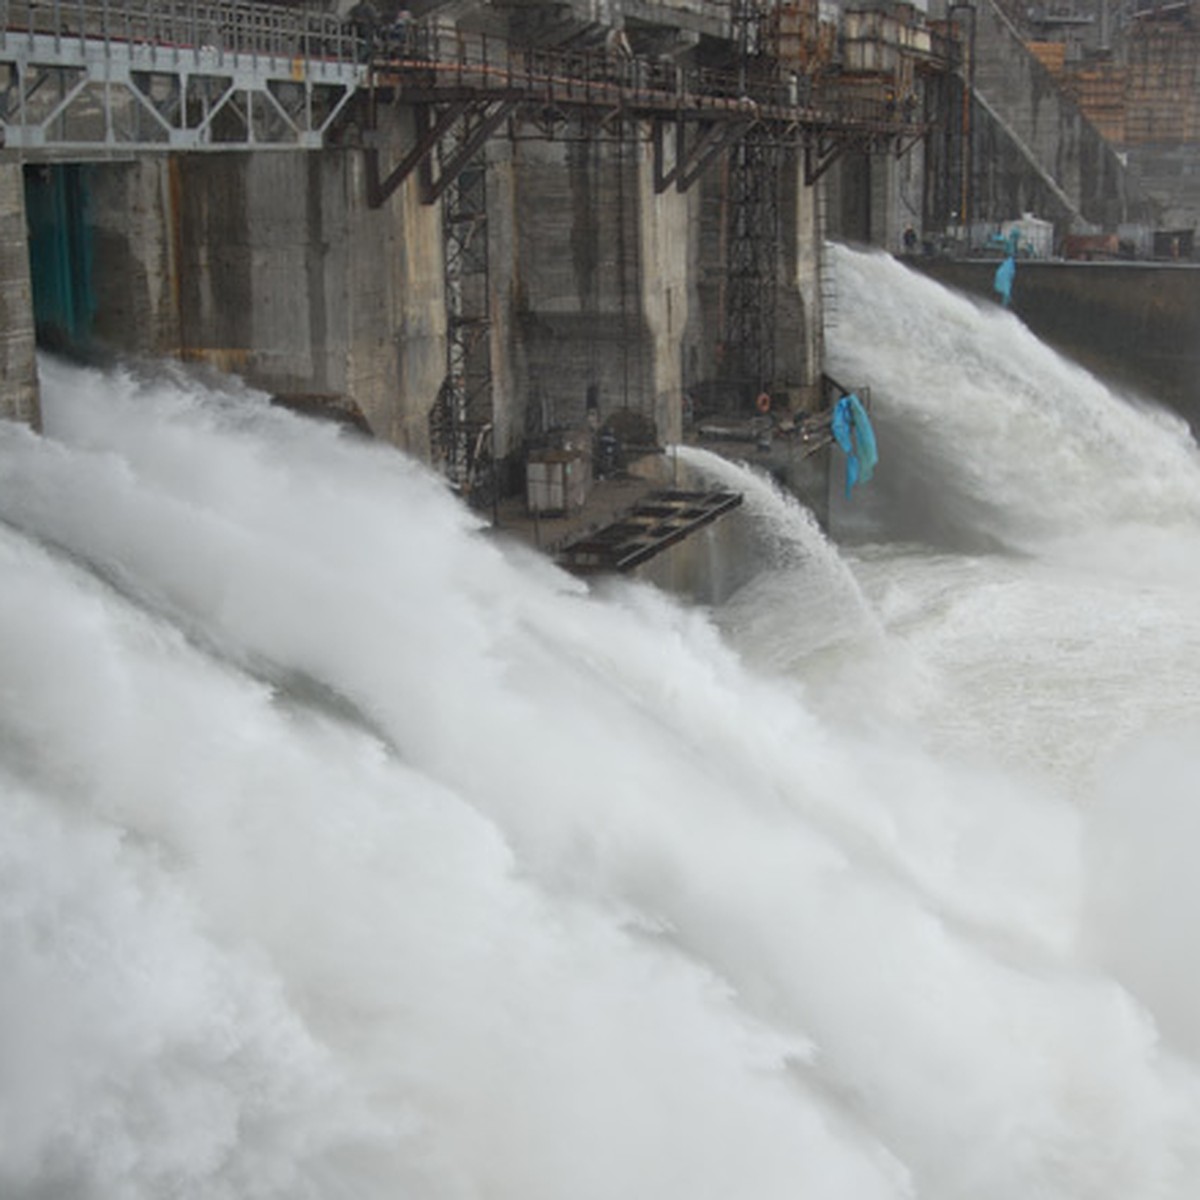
[[557, 488, 743, 575]]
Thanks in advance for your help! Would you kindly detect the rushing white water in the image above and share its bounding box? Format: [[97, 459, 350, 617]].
[[3, 247, 1200, 1199]]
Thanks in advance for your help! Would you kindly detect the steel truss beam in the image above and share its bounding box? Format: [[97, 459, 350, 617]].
[[0, 8, 364, 154]]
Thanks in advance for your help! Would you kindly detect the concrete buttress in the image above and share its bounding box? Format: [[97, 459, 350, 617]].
[[0, 163, 40, 428]]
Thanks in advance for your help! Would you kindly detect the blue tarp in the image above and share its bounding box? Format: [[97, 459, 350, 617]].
[[993, 254, 1016, 307], [832, 393, 878, 498]]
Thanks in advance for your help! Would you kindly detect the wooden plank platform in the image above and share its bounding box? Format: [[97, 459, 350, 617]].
[[556, 488, 743, 575]]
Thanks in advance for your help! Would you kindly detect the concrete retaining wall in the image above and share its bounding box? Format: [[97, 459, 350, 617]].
[[913, 256, 1200, 427]]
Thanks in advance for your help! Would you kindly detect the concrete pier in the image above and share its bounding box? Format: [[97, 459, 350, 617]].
[[169, 124, 446, 455], [0, 163, 39, 428]]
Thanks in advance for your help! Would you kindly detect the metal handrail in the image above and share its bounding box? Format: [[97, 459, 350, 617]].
[[2, 0, 935, 134], [0, 0, 364, 66], [374, 25, 925, 131]]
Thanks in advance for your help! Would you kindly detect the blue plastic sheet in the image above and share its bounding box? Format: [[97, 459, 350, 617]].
[[994, 255, 1015, 307], [832, 394, 878, 498]]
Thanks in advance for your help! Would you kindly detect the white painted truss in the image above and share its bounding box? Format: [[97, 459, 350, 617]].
[[0, 1, 365, 156]]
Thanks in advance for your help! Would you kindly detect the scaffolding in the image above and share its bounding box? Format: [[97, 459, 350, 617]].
[[724, 127, 780, 405], [429, 118, 495, 508]]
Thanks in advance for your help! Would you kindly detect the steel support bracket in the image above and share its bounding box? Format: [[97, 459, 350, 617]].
[[803, 132, 850, 186], [893, 127, 927, 159], [653, 114, 755, 194], [366, 95, 516, 207]]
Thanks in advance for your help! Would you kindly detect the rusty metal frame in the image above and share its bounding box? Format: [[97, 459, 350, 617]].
[[366, 94, 516, 207], [804, 131, 852, 185], [725, 128, 780, 401], [558, 490, 744, 575], [652, 113, 755, 193], [892, 127, 928, 159]]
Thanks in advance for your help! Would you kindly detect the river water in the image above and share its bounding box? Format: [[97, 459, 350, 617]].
[[2, 245, 1200, 1198]]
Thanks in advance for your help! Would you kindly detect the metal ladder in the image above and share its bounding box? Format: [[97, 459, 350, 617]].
[[815, 181, 838, 334]]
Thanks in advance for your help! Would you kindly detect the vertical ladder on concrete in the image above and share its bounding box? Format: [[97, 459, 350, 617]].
[[430, 119, 495, 508], [725, 127, 780, 406]]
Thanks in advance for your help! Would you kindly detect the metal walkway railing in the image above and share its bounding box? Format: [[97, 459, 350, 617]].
[[360, 24, 937, 205], [1, 0, 366, 153], [1, 0, 367, 65], [373, 23, 923, 131], [1, 0, 943, 159]]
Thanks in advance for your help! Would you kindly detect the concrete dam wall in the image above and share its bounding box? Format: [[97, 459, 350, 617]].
[[10, 0, 1171, 535], [0, 0, 951, 525], [3, 116, 825, 489]]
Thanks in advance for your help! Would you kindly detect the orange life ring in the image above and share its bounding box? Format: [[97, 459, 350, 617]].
[[755, 392, 772, 414]]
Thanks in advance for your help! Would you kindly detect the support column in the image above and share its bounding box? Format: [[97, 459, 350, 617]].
[[640, 128, 691, 447], [509, 124, 655, 441], [786, 151, 824, 408], [88, 160, 182, 356], [0, 164, 40, 429], [175, 121, 444, 452]]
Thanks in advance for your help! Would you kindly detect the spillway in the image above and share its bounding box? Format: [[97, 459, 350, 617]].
[[3, 246, 1200, 1198]]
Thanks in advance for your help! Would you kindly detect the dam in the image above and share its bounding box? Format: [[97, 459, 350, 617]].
[[1, 0, 1198, 555], [5, 1, 1200, 1192], [4, 242, 1200, 1200], [0, 0, 943, 530]]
